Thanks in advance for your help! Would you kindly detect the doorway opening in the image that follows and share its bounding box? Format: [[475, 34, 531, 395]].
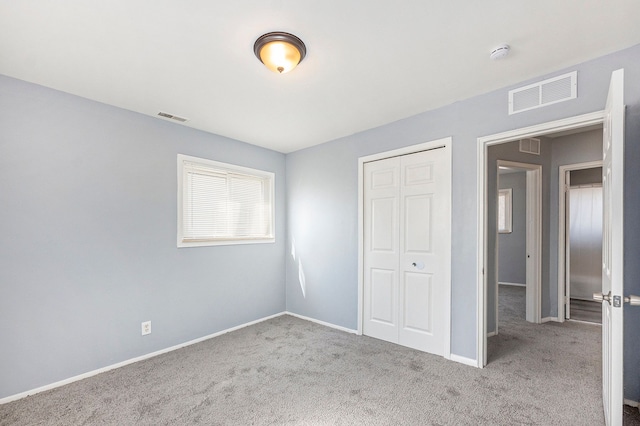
[[558, 161, 603, 324], [494, 161, 541, 336], [495, 161, 542, 335], [476, 111, 605, 367]]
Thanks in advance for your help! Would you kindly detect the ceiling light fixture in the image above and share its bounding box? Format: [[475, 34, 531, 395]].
[[254, 32, 306, 74]]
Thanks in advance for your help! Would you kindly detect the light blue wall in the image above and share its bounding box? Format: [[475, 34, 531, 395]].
[[498, 172, 527, 285], [622, 67, 640, 403], [0, 75, 287, 399], [285, 44, 640, 400]]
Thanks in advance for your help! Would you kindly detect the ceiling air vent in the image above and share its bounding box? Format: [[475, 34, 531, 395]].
[[157, 112, 188, 122], [509, 71, 577, 115], [519, 138, 541, 155]]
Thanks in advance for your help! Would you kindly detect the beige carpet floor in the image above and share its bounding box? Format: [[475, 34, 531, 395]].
[[1, 286, 636, 425]]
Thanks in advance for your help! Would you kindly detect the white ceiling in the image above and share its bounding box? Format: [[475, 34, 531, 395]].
[[1, 1, 639, 153]]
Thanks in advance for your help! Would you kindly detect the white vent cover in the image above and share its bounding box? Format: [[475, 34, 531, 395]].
[[509, 71, 577, 115], [158, 112, 188, 122], [519, 138, 541, 155]]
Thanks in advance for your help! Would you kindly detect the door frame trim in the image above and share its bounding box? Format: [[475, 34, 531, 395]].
[[357, 137, 452, 360], [476, 111, 605, 367], [558, 160, 603, 321]]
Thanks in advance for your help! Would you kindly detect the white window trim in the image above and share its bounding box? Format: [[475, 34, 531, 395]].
[[498, 188, 512, 234], [177, 154, 275, 248]]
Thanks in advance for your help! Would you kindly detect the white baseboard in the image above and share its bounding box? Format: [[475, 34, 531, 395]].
[[450, 353, 479, 367], [624, 399, 639, 408], [541, 316, 560, 323], [0, 312, 286, 405], [498, 282, 526, 287], [285, 311, 358, 334], [487, 331, 497, 337]]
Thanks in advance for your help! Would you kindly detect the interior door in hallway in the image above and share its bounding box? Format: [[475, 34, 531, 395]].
[[363, 147, 450, 355]]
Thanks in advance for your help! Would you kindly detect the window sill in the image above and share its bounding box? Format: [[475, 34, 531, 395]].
[[177, 238, 275, 248]]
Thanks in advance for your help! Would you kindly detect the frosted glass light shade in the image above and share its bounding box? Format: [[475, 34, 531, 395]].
[[254, 32, 306, 74], [259, 41, 301, 74]]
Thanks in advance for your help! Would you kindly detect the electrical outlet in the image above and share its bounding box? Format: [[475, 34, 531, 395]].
[[141, 321, 151, 336]]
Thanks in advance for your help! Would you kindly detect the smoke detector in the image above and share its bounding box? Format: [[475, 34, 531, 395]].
[[490, 44, 510, 60]]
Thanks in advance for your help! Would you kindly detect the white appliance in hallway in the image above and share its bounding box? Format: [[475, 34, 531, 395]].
[[568, 184, 603, 321]]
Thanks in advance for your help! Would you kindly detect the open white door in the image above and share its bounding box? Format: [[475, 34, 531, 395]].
[[595, 68, 624, 426]]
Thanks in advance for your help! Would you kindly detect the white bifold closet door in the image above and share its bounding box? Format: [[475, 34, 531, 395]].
[[363, 148, 449, 355]]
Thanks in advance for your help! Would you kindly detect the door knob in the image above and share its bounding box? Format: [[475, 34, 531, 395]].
[[593, 291, 612, 304], [625, 295, 640, 306]]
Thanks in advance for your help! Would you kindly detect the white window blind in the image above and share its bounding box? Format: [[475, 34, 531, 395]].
[[178, 155, 274, 247]]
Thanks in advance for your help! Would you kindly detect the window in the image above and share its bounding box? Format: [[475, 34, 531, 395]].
[[498, 188, 512, 233], [177, 154, 274, 247]]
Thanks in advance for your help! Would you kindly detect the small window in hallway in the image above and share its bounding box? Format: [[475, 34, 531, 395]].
[[498, 188, 512, 233]]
